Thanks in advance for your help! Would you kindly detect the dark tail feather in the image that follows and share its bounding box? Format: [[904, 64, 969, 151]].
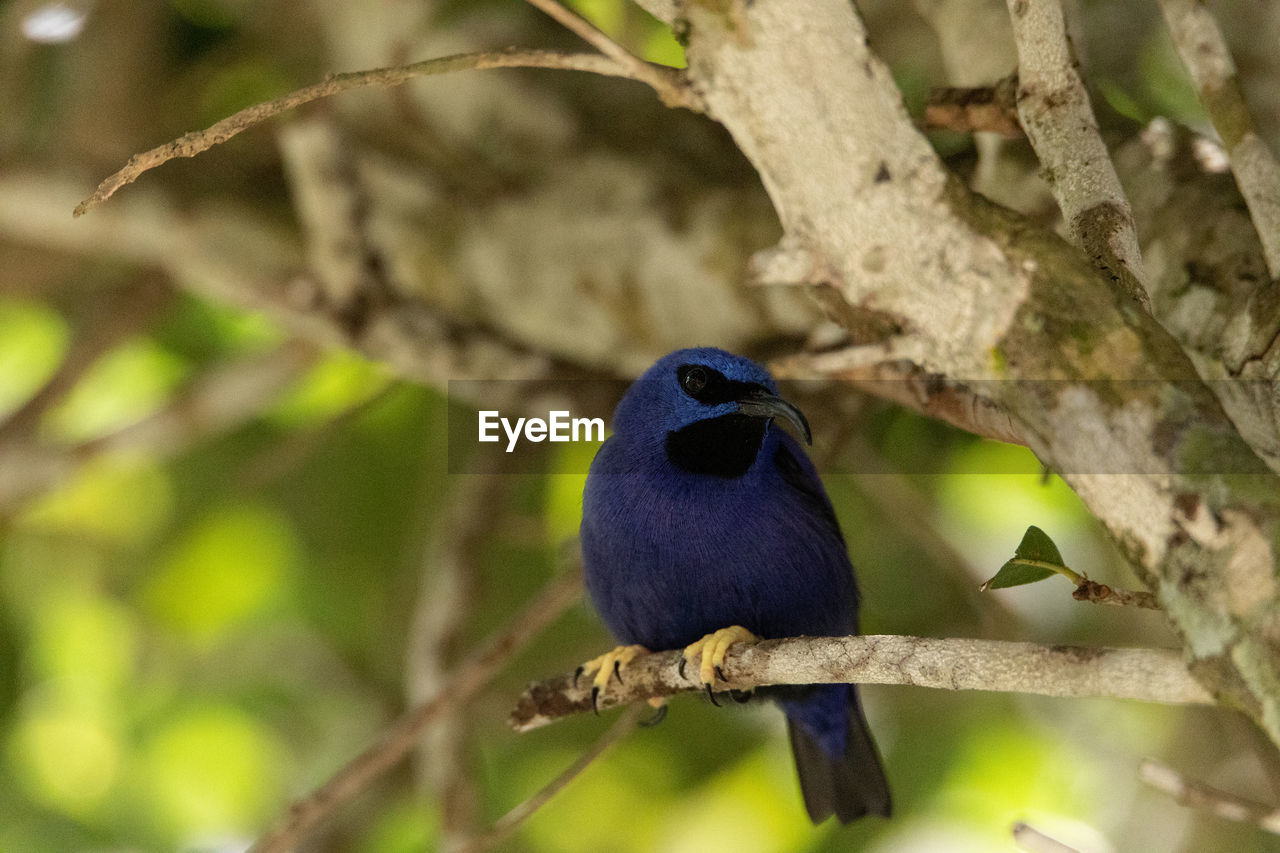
[[786, 690, 891, 824]]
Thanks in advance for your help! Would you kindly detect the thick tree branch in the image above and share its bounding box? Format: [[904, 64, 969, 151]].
[[1116, 122, 1280, 476], [509, 635, 1213, 731], [1005, 0, 1149, 307], [771, 352, 1030, 448], [73, 48, 681, 216], [1156, 0, 1280, 279]]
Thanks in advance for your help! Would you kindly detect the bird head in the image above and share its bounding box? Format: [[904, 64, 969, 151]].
[[611, 348, 811, 477]]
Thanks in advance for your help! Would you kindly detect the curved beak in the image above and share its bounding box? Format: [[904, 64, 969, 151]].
[[736, 388, 812, 445]]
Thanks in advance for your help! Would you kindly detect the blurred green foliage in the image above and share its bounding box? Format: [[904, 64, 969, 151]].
[[0, 300, 68, 413]]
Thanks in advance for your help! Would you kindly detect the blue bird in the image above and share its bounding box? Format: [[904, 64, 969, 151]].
[[578, 347, 891, 823]]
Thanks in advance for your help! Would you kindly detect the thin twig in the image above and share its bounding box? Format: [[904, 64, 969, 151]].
[[457, 705, 645, 853], [74, 48, 674, 216], [1005, 0, 1150, 307], [1013, 822, 1081, 853], [510, 635, 1214, 731], [1072, 578, 1160, 610], [1139, 759, 1280, 835], [248, 567, 583, 853], [1155, 0, 1280, 279], [520, 0, 692, 107]]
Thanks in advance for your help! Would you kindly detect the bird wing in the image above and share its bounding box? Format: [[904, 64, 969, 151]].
[[773, 436, 846, 548]]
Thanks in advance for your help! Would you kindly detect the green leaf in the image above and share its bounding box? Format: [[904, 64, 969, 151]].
[[980, 526, 1073, 590], [1012, 525, 1065, 567], [982, 561, 1056, 590]]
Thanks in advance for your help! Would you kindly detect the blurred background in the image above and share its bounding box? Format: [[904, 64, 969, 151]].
[[2, 0, 1279, 851]]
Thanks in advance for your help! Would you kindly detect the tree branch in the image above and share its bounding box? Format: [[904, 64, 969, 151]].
[[923, 75, 1024, 139], [73, 48, 677, 216], [1071, 578, 1160, 610], [509, 635, 1214, 732], [771, 352, 1030, 448], [1156, 0, 1280, 279], [458, 705, 646, 853], [1013, 822, 1080, 853], [1005, 0, 1150, 307], [521, 0, 694, 108], [1139, 758, 1280, 835]]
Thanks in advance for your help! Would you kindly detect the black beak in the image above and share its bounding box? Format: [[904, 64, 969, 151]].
[[736, 388, 812, 445]]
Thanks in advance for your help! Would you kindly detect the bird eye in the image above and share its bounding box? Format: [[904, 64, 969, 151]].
[[679, 365, 708, 397]]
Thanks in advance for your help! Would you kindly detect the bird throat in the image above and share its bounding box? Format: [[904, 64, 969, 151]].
[[665, 414, 767, 478]]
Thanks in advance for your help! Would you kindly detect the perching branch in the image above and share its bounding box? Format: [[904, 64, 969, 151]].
[[509, 635, 1213, 731], [73, 48, 685, 216], [1139, 758, 1280, 835], [1156, 0, 1280, 279], [1005, 0, 1149, 307], [249, 568, 583, 853]]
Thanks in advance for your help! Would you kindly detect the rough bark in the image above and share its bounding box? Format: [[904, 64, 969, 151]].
[[641, 0, 1280, 741]]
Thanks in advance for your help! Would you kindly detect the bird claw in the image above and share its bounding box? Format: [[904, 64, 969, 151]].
[[639, 702, 668, 727], [681, 625, 759, 706], [575, 644, 649, 713]]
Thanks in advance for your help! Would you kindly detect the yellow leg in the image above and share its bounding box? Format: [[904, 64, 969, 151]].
[[682, 625, 759, 688], [575, 644, 648, 712]]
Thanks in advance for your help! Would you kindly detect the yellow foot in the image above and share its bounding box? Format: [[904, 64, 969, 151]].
[[681, 626, 759, 700], [575, 644, 649, 713]]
